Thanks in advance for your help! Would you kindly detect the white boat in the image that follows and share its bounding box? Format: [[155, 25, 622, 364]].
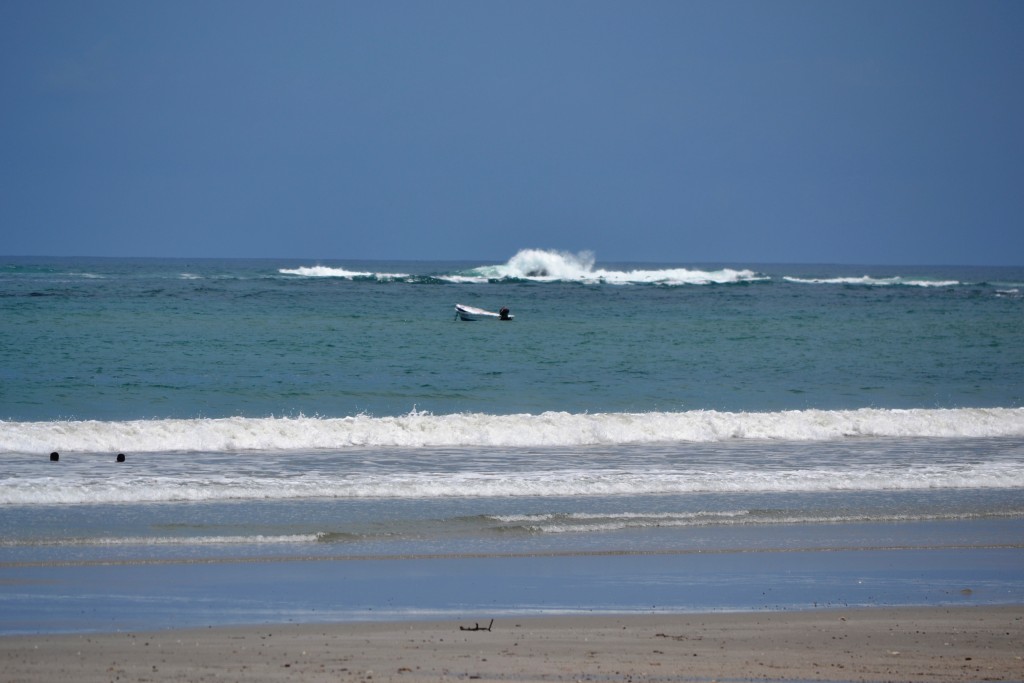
[[455, 304, 513, 321]]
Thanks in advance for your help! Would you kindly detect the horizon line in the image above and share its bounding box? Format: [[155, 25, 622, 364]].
[[1, 254, 1022, 269]]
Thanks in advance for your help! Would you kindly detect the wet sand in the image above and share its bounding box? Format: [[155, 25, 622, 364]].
[[2, 606, 1021, 682]]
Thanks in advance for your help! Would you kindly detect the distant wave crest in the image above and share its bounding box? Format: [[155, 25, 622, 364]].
[[277, 250, 766, 285], [279, 266, 412, 280], [446, 249, 766, 285], [276, 250, 990, 288], [783, 275, 960, 287]]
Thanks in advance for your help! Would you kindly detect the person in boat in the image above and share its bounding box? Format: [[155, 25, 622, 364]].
[[499, 306, 511, 320]]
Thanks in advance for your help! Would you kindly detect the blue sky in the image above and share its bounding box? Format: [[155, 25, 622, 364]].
[[2, 1, 1022, 265]]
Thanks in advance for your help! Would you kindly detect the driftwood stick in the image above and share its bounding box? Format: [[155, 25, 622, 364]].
[[460, 619, 494, 632]]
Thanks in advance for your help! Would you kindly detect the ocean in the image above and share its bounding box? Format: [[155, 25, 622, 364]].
[[2, 250, 1023, 631]]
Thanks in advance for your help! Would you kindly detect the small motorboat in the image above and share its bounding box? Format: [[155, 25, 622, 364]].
[[455, 304, 513, 321]]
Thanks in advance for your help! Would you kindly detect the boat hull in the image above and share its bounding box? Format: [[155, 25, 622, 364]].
[[455, 304, 512, 321]]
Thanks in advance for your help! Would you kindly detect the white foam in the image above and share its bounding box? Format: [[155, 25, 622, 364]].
[[445, 249, 766, 285], [784, 275, 961, 287], [2, 460, 1022, 505], [3, 407, 1023, 454], [486, 509, 1015, 534], [279, 266, 410, 280]]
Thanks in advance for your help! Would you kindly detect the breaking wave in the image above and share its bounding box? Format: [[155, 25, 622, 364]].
[[278, 265, 412, 280], [275, 250, 1002, 289], [3, 407, 1023, 454], [443, 249, 766, 285], [784, 275, 961, 287], [277, 250, 765, 285]]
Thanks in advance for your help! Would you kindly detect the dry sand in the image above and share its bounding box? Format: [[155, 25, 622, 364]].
[[2, 606, 1021, 682]]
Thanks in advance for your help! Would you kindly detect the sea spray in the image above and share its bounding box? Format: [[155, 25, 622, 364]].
[[440, 249, 767, 285]]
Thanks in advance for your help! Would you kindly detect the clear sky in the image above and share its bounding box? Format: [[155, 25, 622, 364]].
[[2, 1, 1022, 265]]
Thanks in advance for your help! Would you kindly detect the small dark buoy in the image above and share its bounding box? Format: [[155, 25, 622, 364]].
[[116, 453, 126, 462], [50, 451, 59, 462]]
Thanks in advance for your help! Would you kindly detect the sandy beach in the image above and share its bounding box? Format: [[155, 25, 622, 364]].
[[2, 606, 1021, 682]]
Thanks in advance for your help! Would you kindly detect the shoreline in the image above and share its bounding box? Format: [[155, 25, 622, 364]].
[[2, 605, 1021, 682]]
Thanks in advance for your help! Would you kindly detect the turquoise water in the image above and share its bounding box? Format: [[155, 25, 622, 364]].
[[2, 251, 1023, 631], [2, 254, 1021, 421]]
